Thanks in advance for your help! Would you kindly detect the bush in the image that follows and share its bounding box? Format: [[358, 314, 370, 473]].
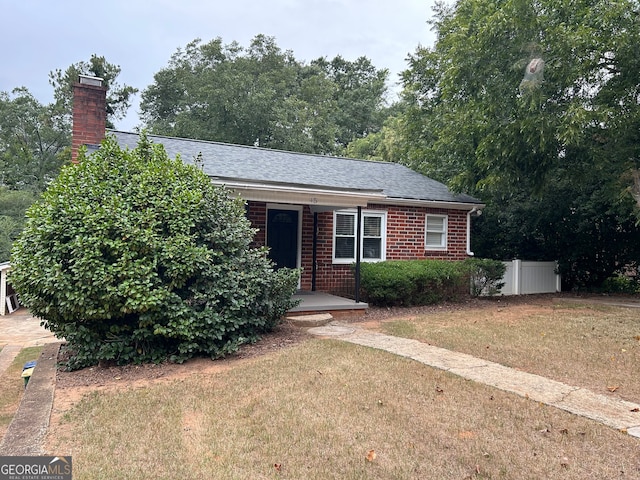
[[464, 258, 506, 297], [357, 260, 469, 307], [600, 275, 639, 294], [10, 133, 299, 370]]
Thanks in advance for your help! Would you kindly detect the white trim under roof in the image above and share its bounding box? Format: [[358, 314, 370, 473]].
[[216, 180, 386, 208], [212, 178, 483, 210], [376, 197, 485, 211]]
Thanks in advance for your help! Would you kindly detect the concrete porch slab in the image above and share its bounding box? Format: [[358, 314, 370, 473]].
[[289, 292, 368, 317]]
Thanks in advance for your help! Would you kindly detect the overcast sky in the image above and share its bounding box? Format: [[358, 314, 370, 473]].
[[1, 0, 437, 131]]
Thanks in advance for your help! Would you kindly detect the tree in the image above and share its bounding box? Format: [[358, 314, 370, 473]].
[[312, 55, 390, 147], [345, 112, 409, 162], [472, 168, 640, 288], [140, 35, 390, 155], [0, 188, 40, 262], [0, 56, 136, 263], [10, 133, 299, 370], [49, 54, 138, 128], [399, 0, 640, 288], [0, 88, 68, 192]]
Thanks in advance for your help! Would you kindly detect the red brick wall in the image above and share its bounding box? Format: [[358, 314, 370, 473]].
[[246, 201, 471, 296], [246, 202, 266, 248], [381, 204, 469, 260], [71, 80, 107, 163]]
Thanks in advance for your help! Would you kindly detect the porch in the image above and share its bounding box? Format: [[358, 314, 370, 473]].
[[288, 291, 368, 317]]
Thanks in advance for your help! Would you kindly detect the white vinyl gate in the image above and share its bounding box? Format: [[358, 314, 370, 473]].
[[499, 260, 561, 295]]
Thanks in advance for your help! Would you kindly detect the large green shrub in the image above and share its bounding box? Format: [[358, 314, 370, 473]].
[[357, 260, 469, 307], [10, 133, 299, 370]]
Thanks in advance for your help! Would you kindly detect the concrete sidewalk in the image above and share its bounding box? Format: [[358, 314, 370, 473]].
[[308, 323, 640, 439], [0, 343, 60, 455], [0, 309, 61, 455], [0, 308, 59, 377]]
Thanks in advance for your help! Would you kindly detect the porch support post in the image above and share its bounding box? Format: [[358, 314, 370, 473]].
[[355, 206, 362, 303], [311, 212, 318, 291]]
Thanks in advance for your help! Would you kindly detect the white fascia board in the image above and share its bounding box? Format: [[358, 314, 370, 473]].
[[375, 197, 485, 211], [213, 180, 386, 208]]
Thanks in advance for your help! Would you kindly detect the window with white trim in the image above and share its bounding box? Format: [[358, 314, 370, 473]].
[[333, 210, 386, 263], [425, 214, 447, 250]]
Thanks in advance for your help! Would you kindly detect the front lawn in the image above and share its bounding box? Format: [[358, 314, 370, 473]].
[[45, 298, 640, 479], [380, 297, 640, 402]]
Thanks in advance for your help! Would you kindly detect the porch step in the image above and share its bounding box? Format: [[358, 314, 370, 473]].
[[286, 313, 333, 327]]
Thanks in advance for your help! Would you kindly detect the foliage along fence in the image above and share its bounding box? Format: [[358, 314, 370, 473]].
[[498, 260, 561, 296]]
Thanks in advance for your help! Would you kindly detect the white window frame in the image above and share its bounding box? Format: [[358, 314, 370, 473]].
[[425, 214, 448, 250], [332, 209, 386, 264]]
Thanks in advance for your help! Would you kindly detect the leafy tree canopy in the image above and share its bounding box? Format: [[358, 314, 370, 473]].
[[0, 55, 135, 261], [400, 0, 640, 201], [10, 134, 299, 369], [393, 0, 640, 288], [140, 35, 391, 155], [49, 54, 138, 128], [0, 188, 40, 262], [0, 88, 68, 192]]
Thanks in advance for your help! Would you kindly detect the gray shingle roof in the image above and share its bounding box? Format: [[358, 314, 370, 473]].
[[109, 130, 482, 206]]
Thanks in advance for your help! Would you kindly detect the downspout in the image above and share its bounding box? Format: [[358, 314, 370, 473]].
[[311, 212, 318, 291], [466, 207, 481, 256], [355, 206, 362, 303]]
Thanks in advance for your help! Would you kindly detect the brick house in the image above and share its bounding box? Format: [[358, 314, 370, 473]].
[[73, 76, 484, 299]]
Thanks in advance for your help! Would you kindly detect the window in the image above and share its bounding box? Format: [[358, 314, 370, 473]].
[[425, 214, 447, 250], [333, 210, 386, 263]]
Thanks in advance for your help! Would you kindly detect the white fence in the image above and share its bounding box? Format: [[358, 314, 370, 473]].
[[499, 260, 561, 295], [0, 262, 19, 315]]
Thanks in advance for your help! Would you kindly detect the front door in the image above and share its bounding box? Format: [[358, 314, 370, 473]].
[[266, 208, 299, 269]]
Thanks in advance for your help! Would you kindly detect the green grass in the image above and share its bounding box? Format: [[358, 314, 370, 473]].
[[0, 346, 43, 435]]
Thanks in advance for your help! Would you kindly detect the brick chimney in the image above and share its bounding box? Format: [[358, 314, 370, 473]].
[[71, 75, 107, 163]]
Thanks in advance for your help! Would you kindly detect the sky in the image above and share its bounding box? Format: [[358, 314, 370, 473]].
[[1, 0, 438, 132]]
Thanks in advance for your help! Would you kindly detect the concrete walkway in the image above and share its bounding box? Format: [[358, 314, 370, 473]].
[[308, 323, 640, 439], [0, 308, 60, 376], [0, 309, 61, 455], [0, 343, 60, 455]]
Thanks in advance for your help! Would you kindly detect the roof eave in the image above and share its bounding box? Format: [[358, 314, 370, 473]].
[[375, 197, 485, 211], [213, 179, 386, 208]]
